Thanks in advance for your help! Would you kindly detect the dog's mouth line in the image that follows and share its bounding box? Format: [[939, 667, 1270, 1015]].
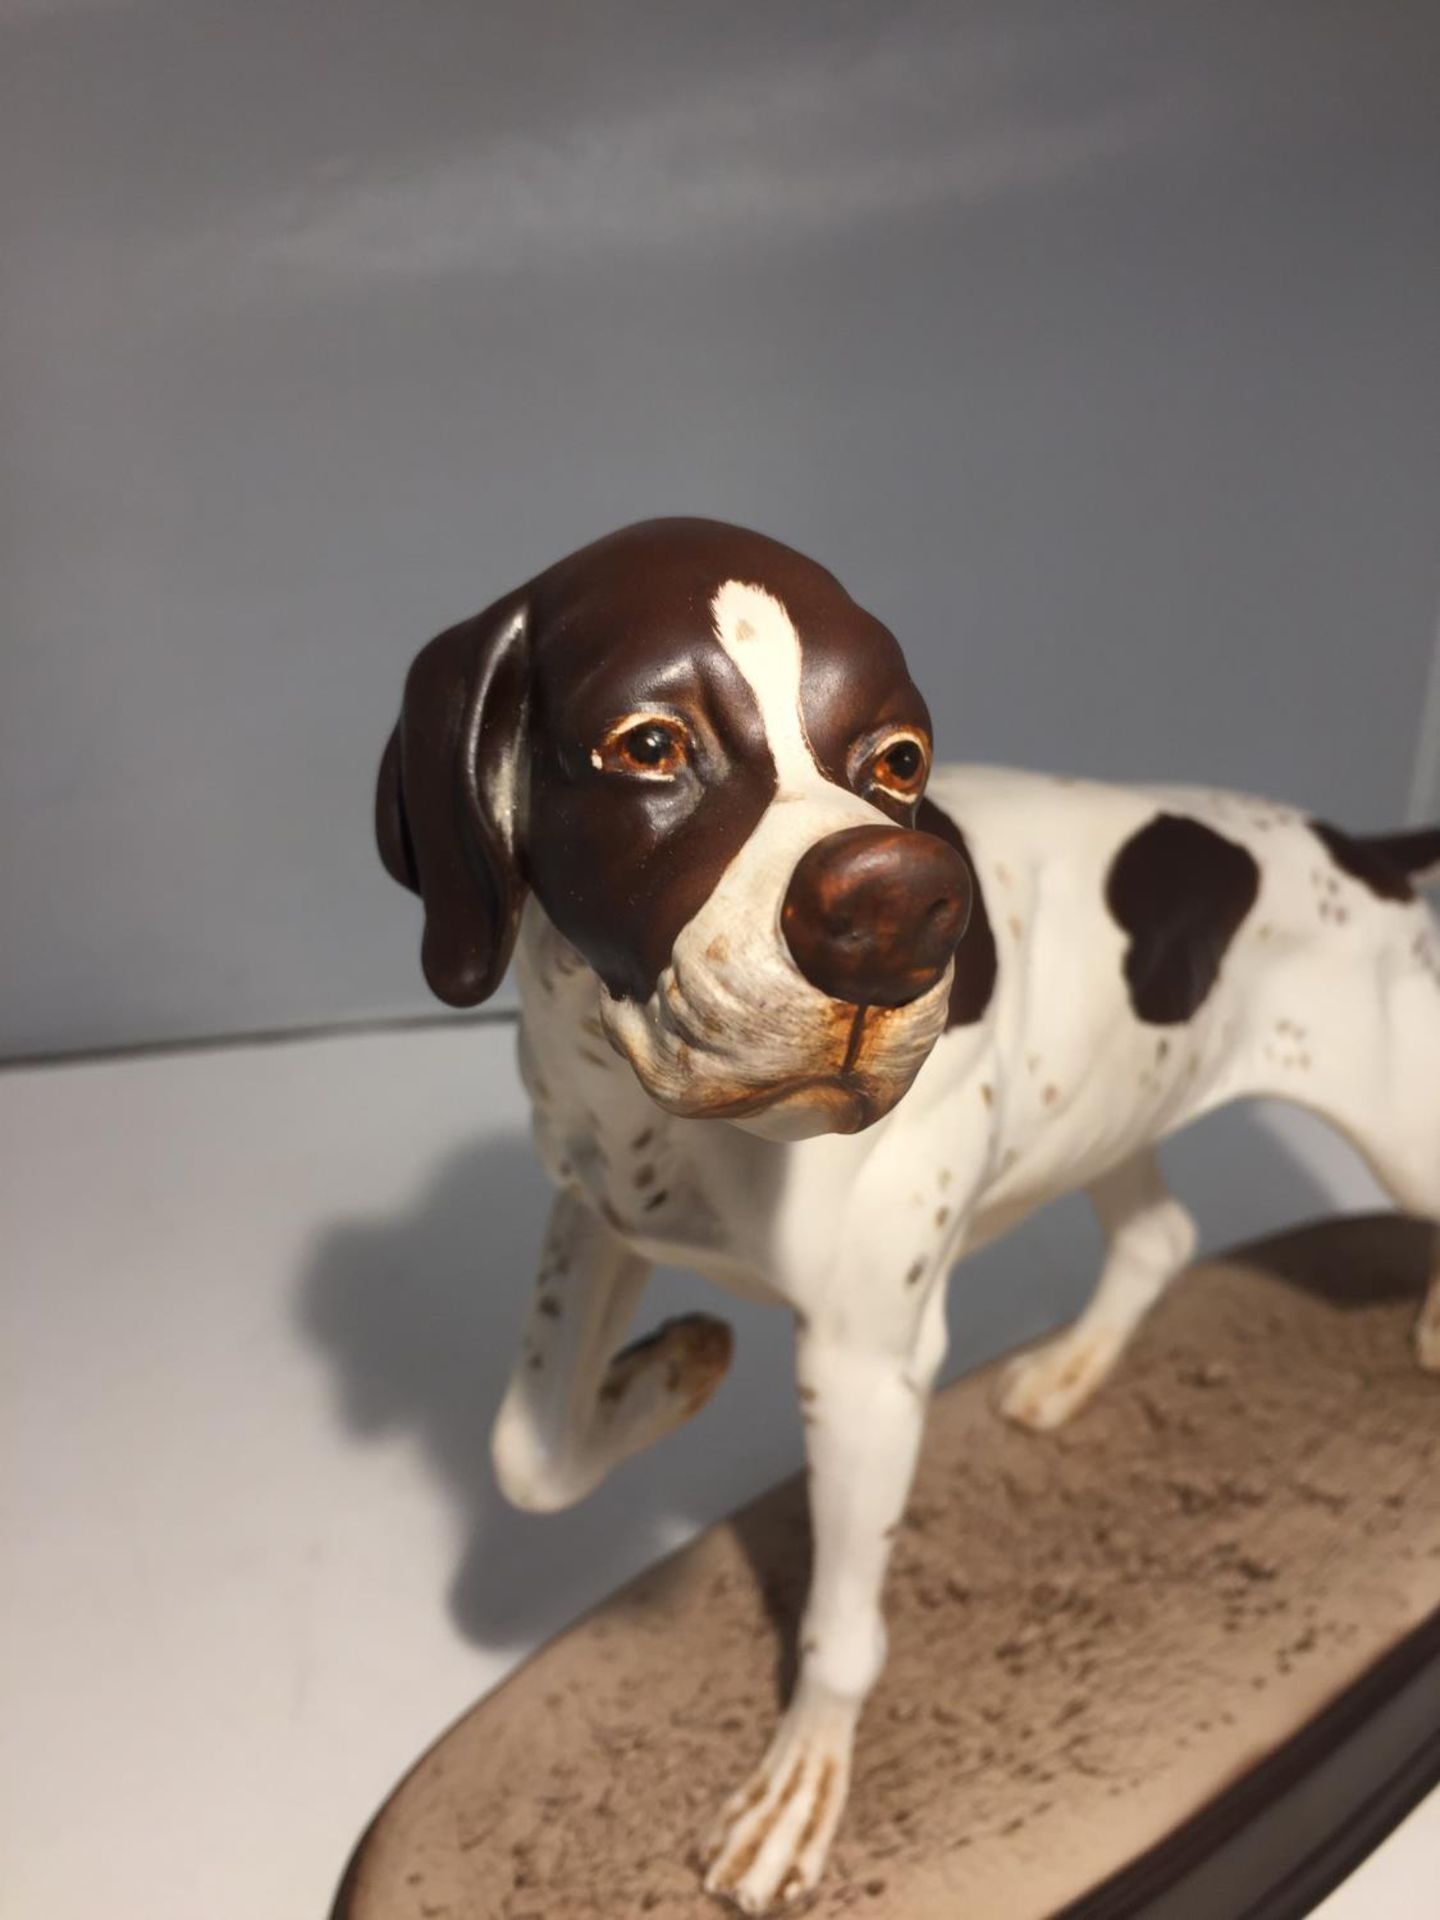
[[665, 1073, 876, 1124], [649, 983, 928, 1059], [840, 1004, 870, 1076], [630, 1003, 879, 1116]]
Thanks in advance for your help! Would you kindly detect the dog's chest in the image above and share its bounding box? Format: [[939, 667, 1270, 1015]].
[[517, 993, 760, 1286], [567, 1105, 765, 1290]]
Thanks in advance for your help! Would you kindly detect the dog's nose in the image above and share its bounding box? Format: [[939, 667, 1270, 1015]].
[[781, 825, 973, 1008]]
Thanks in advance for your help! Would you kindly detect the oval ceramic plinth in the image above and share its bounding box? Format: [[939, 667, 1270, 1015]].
[[335, 1216, 1440, 1920]]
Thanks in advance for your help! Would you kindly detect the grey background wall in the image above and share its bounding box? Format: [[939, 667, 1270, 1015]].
[[3, 0, 1439, 1060]]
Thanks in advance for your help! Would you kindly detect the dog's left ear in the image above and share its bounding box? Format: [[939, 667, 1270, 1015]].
[[375, 592, 529, 1007]]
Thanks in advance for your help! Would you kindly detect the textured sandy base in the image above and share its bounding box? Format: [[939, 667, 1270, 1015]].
[[337, 1216, 1440, 1919]]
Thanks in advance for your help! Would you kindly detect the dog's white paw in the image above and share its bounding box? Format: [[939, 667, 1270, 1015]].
[[701, 1697, 853, 1913], [998, 1322, 1124, 1431]]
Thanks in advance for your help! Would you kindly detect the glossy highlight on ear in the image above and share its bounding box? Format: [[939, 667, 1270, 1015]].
[[376, 594, 529, 1007]]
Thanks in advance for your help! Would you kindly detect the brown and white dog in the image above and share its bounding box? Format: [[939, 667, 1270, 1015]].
[[377, 517, 1440, 1913]]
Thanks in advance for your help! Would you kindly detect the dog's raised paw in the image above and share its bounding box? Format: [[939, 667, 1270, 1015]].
[[598, 1313, 735, 1453]]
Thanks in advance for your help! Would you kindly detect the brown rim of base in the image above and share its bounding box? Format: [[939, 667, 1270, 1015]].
[[1058, 1597, 1440, 1920]]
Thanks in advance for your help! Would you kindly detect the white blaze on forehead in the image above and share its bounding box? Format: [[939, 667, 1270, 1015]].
[[710, 579, 820, 795]]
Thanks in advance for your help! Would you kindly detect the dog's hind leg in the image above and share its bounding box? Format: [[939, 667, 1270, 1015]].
[[1326, 1127, 1440, 1373], [490, 1189, 732, 1511], [999, 1147, 1198, 1430], [1325, 1111, 1440, 1374], [1276, 947, 1440, 1373]]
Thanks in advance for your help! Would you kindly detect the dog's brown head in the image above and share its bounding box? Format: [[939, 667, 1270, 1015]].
[[378, 519, 972, 1137]]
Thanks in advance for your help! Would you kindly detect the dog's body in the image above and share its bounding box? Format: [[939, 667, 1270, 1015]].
[[513, 765, 1440, 1327], [379, 520, 1440, 1913]]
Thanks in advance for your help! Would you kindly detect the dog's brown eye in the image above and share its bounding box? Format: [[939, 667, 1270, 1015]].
[[625, 725, 674, 766], [594, 715, 691, 780], [866, 731, 930, 801]]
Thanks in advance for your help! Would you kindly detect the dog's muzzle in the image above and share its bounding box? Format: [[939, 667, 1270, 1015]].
[[781, 824, 972, 1008]]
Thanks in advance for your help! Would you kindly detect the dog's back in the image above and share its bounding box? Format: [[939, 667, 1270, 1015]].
[[924, 765, 1440, 1214]]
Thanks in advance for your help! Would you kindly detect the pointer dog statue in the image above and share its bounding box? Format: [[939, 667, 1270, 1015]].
[[377, 518, 1440, 1913]]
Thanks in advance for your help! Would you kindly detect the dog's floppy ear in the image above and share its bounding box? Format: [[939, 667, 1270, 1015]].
[[375, 592, 529, 1007]]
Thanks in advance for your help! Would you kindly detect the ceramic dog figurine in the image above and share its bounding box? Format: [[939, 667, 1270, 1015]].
[[376, 517, 1440, 1913]]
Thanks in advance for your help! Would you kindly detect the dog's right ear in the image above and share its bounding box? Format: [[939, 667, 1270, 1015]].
[[375, 592, 529, 1007]]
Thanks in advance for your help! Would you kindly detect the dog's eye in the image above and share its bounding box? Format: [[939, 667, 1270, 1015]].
[[624, 724, 677, 767], [593, 715, 691, 780], [865, 731, 930, 802]]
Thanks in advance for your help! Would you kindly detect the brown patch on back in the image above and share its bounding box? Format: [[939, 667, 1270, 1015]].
[[916, 797, 997, 1027], [1106, 814, 1259, 1025], [1309, 819, 1418, 903]]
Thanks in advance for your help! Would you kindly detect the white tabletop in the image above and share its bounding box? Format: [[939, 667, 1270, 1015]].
[[2, 1020, 1434, 1919]]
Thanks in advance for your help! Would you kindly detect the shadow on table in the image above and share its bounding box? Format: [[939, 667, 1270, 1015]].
[[295, 1129, 802, 1654]]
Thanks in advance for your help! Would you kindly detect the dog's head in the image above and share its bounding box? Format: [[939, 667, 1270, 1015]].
[[377, 519, 972, 1139]]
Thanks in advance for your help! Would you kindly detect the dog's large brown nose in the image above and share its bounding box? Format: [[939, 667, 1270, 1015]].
[[781, 825, 973, 1008]]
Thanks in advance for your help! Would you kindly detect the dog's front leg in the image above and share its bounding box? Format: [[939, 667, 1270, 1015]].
[[491, 1188, 732, 1512], [703, 1274, 949, 1912]]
